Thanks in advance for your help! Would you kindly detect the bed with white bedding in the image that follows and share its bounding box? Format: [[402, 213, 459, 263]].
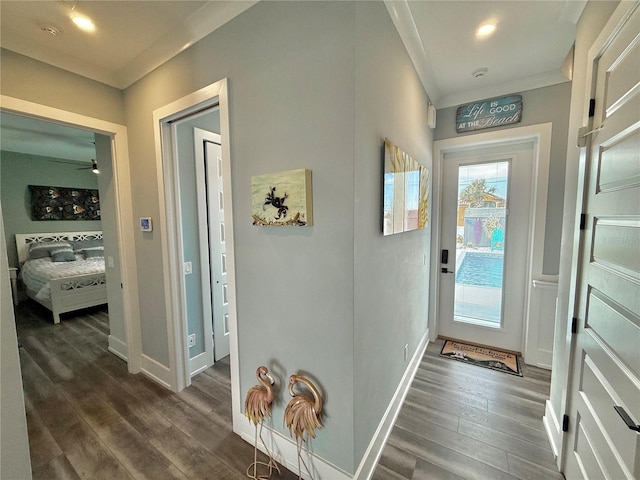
[[16, 231, 107, 324]]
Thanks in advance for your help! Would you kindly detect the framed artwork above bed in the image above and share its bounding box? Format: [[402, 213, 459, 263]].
[[29, 185, 101, 221]]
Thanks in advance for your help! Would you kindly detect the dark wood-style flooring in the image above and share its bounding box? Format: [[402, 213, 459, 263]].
[[15, 301, 297, 480], [15, 301, 560, 480], [373, 340, 562, 480]]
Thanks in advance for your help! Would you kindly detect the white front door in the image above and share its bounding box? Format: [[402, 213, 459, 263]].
[[438, 141, 535, 352], [563, 3, 640, 478]]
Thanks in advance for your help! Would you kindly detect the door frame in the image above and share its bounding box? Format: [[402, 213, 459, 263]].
[[431, 123, 554, 356], [0, 94, 142, 373], [152, 79, 239, 404]]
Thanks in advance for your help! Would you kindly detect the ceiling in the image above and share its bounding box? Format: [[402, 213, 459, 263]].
[[0, 0, 585, 159]]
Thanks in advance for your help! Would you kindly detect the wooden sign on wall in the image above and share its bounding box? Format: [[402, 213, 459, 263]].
[[456, 95, 523, 133]]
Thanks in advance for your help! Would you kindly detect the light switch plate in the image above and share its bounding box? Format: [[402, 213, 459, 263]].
[[184, 261, 192, 275]]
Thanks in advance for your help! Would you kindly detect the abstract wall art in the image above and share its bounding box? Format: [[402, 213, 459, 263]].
[[383, 139, 430, 236], [29, 185, 101, 221], [251, 169, 313, 226]]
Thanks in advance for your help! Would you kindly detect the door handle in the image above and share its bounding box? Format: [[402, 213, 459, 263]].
[[441, 268, 454, 274], [614, 406, 640, 432]]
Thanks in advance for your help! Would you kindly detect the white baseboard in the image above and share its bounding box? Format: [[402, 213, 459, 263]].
[[353, 328, 429, 480], [141, 354, 172, 390], [108, 335, 128, 361], [235, 328, 430, 480], [189, 351, 211, 377], [238, 426, 352, 480], [543, 399, 561, 460]]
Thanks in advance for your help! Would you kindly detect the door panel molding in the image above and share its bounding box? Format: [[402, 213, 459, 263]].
[[563, 3, 640, 477]]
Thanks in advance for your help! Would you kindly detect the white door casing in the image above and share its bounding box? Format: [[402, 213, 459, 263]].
[[563, 3, 640, 478], [152, 80, 240, 422], [432, 124, 553, 361], [0, 95, 142, 373]]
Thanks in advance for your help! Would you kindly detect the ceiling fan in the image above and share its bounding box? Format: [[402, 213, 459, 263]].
[[49, 158, 100, 174]]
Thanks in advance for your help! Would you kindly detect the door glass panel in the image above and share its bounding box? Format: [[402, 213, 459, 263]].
[[454, 161, 508, 327]]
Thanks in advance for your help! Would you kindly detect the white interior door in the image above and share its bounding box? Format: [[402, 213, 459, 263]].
[[203, 133, 230, 361], [563, 3, 640, 478], [438, 141, 535, 352], [194, 127, 229, 365]]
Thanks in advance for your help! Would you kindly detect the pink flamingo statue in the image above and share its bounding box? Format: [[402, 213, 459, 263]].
[[284, 374, 323, 480], [244, 366, 280, 479]]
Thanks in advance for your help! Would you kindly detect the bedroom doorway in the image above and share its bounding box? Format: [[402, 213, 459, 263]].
[[0, 94, 141, 372]]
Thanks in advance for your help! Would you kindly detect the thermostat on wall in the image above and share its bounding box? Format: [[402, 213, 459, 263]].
[[140, 217, 153, 232]]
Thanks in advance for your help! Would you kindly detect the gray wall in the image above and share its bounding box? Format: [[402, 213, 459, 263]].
[[353, 1, 432, 463], [0, 151, 101, 267], [1, 49, 125, 125], [0, 205, 32, 479], [123, 1, 357, 469], [435, 82, 571, 275], [1, 2, 433, 472]]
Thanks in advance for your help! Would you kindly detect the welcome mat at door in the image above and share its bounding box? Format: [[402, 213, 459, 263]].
[[439, 340, 522, 376]]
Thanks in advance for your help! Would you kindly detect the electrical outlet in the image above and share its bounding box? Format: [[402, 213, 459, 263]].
[[188, 334, 196, 347], [404, 344, 409, 361]]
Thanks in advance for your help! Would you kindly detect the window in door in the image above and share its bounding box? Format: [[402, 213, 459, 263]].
[[454, 161, 509, 328]]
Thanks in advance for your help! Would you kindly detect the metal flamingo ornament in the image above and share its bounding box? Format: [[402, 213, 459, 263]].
[[244, 366, 280, 479], [284, 374, 323, 480]]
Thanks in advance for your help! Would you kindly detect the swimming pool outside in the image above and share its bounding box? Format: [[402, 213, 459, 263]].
[[456, 251, 504, 288], [454, 249, 504, 326]]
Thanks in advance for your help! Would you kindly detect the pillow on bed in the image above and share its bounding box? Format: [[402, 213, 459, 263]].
[[28, 241, 73, 259], [70, 238, 103, 252], [51, 246, 77, 262], [82, 246, 104, 259]]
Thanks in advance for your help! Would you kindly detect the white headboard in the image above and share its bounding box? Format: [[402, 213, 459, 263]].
[[15, 231, 103, 265]]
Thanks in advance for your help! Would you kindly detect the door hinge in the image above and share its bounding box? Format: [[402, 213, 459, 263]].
[[562, 414, 570, 432], [588, 99, 595, 117], [580, 213, 586, 230], [572, 317, 578, 334]]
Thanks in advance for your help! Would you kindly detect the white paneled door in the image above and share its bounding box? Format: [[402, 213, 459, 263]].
[[205, 136, 230, 361], [564, 3, 640, 478], [194, 127, 229, 364]]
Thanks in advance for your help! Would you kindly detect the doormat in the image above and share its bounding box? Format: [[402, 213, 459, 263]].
[[439, 340, 522, 376]]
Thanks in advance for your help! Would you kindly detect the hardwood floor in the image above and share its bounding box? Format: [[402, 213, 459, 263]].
[[15, 301, 298, 480], [372, 340, 562, 480], [16, 302, 560, 480]]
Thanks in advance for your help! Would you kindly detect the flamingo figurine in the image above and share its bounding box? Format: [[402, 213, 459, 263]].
[[244, 366, 280, 479], [284, 374, 323, 480]]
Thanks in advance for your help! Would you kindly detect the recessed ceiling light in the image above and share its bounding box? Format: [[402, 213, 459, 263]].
[[476, 23, 497, 39], [71, 13, 95, 32]]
